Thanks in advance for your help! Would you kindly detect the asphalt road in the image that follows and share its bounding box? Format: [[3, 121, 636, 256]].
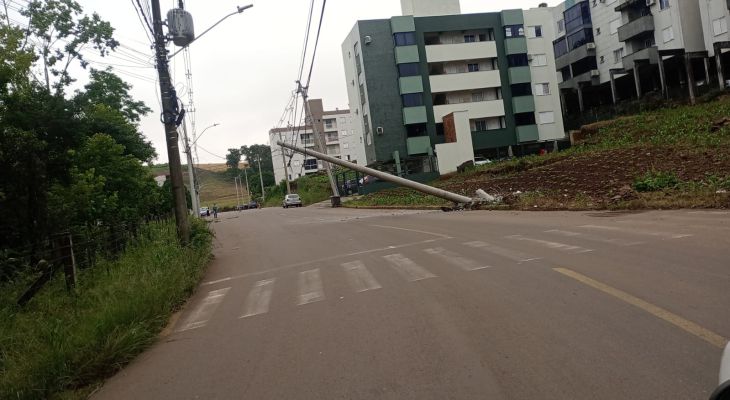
[[94, 206, 730, 400]]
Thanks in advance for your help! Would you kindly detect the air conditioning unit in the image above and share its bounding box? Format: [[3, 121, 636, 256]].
[[376, 127, 384, 135], [586, 42, 596, 50], [646, 0, 655, 6], [364, 35, 373, 45], [590, 69, 600, 77]]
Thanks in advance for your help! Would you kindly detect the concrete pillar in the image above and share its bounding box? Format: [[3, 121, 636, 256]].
[[633, 64, 642, 100], [717, 50, 726, 89], [609, 71, 618, 104], [685, 54, 696, 105], [577, 86, 585, 112], [657, 57, 668, 99], [704, 57, 711, 89], [559, 89, 568, 114], [393, 150, 402, 176]]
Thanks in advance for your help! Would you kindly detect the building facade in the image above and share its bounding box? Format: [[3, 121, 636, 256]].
[[269, 100, 366, 185], [342, 5, 566, 174]]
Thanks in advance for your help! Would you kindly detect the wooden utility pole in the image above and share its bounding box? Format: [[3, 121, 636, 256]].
[[151, 0, 190, 244]]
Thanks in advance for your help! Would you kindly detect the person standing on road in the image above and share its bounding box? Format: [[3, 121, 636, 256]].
[[213, 204, 218, 219]]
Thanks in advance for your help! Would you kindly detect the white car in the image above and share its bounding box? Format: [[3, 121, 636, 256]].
[[474, 156, 492, 166], [199, 207, 209, 216], [282, 194, 303, 208]]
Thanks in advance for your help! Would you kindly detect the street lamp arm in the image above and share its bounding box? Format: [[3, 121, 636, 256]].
[[169, 4, 254, 59], [192, 123, 220, 145]]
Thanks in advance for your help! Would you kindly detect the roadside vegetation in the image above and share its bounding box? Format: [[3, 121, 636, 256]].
[[0, 220, 212, 400], [348, 94, 730, 210], [264, 173, 333, 207]]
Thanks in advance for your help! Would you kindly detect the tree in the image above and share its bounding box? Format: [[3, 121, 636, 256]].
[[75, 68, 151, 123], [226, 148, 242, 170], [240, 144, 273, 173], [19, 0, 118, 93]]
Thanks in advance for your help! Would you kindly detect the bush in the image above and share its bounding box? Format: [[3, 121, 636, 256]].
[[633, 171, 680, 192]]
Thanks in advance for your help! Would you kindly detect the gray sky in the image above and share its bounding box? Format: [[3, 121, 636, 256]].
[[78, 0, 559, 164]]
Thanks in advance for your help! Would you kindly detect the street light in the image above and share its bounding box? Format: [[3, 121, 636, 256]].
[[168, 4, 254, 59], [192, 123, 220, 145]]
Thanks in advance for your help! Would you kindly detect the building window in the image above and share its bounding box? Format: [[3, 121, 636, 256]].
[[468, 63, 479, 72], [401, 93, 424, 107], [659, 0, 670, 10], [464, 34, 476, 43], [473, 119, 488, 131], [514, 112, 536, 126], [539, 111, 555, 124], [613, 48, 624, 64], [714, 17, 728, 36], [394, 32, 417, 46], [508, 54, 529, 67], [343, 143, 349, 149], [557, 19, 565, 33], [504, 25, 525, 38], [530, 54, 548, 67], [304, 159, 318, 170], [564, 1, 592, 34], [553, 38, 568, 58], [359, 83, 366, 105], [662, 27, 674, 43], [511, 82, 532, 97], [472, 92, 484, 102], [534, 83, 550, 96], [527, 26, 542, 38], [324, 119, 335, 129], [354, 44, 362, 75], [398, 62, 420, 77], [567, 28, 594, 50]]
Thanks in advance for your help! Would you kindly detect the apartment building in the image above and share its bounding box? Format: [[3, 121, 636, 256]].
[[341, 0, 565, 174], [699, 0, 730, 87], [269, 99, 366, 185]]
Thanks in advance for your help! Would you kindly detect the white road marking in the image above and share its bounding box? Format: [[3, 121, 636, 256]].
[[342, 261, 382, 292], [383, 253, 437, 282], [370, 224, 453, 239], [177, 287, 230, 332], [506, 235, 593, 254], [201, 237, 450, 286], [544, 229, 644, 247], [240, 279, 275, 318], [298, 269, 325, 305], [423, 247, 489, 271], [578, 224, 692, 239], [687, 211, 730, 215], [463, 241, 542, 262]]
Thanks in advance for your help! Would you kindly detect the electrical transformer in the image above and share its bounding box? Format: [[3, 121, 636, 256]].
[[167, 8, 195, 47]]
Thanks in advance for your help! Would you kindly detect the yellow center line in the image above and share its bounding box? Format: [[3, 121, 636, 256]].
[[554, 267, 728, 349]]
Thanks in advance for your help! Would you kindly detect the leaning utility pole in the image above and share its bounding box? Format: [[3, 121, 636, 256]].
[[278, 131, 291, 194], [182, 120, 200, 218], [152, 0, 190, 243], [296, 81, 340, 199]]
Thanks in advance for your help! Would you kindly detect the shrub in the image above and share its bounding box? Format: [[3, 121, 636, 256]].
[[633, 171, 680, 192]]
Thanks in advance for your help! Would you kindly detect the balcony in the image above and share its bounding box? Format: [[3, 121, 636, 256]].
[[433, 99, 505, 122], [407, 136, 432, 156], [517, 125, 539, 143], [403, 106, 428, 125], [471, 129, 516, 150], [558, 70, 600, 90], [512, 96, 535, 114], [429, 70, 501, 93], [555, 43, 596, 70], [621, 46, 659, 70], [617, 14, 654, 42], [508, 66, 531, 85], [325, 137, 339, 145], [425, 41, 498, 63]]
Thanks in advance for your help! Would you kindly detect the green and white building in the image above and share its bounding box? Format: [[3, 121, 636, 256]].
[[341, 0, 565, 174]]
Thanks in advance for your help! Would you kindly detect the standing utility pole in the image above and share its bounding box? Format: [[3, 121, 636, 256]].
[[257, 157, 266, 203], [151, 0, 190, 244], [234, 176, 242, 208], [243, 167, 251, 203], [182, 120, 200, 218], [296, 81, 340, 200], [278, 131, 291, 194]]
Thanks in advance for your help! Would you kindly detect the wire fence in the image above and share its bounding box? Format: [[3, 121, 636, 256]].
[[1, 216, 173, 305]]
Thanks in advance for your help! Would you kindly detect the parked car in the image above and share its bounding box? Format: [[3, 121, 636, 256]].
[[282, 194, 303, 208], [247, 200, 259, 209], [199, 207, 209, 217], [474, 156, 492, 166]]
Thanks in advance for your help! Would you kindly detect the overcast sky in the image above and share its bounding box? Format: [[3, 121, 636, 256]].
[[77, 0, 559, 164]]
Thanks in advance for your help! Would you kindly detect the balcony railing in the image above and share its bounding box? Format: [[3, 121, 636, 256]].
[[617, 14, 654, 42]]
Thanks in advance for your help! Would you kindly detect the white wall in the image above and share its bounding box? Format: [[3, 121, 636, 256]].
[[401, 0, 460, 17], [699, 0, 730, 56], [524, 6, 566, 142], [435, 111, 474, 175], [588, 0, 625, 84], [341, 23, 375, 164]]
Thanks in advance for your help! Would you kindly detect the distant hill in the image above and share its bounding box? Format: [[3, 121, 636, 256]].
[[149, 163, 247, 208]]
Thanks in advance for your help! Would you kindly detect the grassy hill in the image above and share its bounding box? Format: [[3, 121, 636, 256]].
[[150, 164, 245, 209], [348, 95, 730, 210]]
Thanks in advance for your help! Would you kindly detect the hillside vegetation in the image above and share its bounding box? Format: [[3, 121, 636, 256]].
[[348, 95, 730, 210]]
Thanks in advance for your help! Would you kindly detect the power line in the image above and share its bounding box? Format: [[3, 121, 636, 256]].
[[132, 0, 154, 43], [304, 0, 327, 87], [297, 0, 315, 82], [197, 145, 225, 160]]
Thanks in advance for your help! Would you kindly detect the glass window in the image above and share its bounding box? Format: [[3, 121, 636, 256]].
[[553, 38, 568, 58], [508, 54, 529, 67], [539, 111, 555, 124], [504, 25, 525, 38], [534, 83, 550, 96], [402, 93, 424, 107], [557, 19, 565, 33], [714, 17, 728, 36], [613, 48, 624, 64], [398, 63, 420, 77], [464, 34, 476, 43], [567, 28, 594, 50], [564, 1, 591, 34], [511, 83, 532, 97], [659, 0, 670, 10], [394, 32, 417, 46], [514, 112, 536, 126], [359, 83, 366, 105], [531, 54, 548, 67], [468, 63, 480, 72]]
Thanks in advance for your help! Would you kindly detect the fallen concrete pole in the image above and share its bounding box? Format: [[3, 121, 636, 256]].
[[277, 141, 474, 205]]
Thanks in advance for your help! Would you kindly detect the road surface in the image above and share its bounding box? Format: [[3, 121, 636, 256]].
[[94, 206, 730, 399]]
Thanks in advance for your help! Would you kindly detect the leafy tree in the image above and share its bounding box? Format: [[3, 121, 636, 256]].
[[19, 0, 118, 93], [226, 148, 242, 170], [240, 144, 273, 173], [0, 24, 35, 94], [75, 68, 151, 123]]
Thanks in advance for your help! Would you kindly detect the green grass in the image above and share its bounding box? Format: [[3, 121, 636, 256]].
[[264, 173, 333, 208], [0, 219, 213, 399], [346, 187, 448, 208]]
